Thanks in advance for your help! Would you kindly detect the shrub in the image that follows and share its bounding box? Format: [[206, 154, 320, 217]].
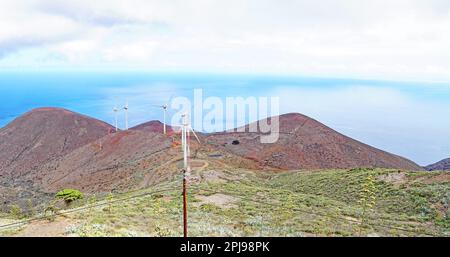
[[44, 203, 58, 221], [9, 204, 23, 219], [88, 195, 97, 215], [55, 189, 84, 203], [106, 193, 114, 213], [26, 199, 36, 217], [358, 173, 377, 235]]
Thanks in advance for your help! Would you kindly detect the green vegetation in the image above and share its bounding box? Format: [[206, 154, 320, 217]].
[[88, 195, 97, 215], [358, 172, 377, 234], [0, 168, 448, 237], [106, 193, 114, 213], [9, 205, 24, 219], [44, 203, 58, 221], [26, 199, 36, 217], [55, 189, 83, 203]]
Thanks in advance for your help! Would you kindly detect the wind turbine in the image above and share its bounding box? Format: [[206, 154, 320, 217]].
[[123, 101, 129, 130], [152, 104, 168, 134], [152, 94, 173, 135], [181, 113, 200, 170], [113, 106, 119, 132], [172, 112, 200, 238]]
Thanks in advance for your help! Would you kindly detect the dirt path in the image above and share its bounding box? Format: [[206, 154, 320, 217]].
[[195, 193, 238, 208], [191, 159, 209, 170], [14, 217, 78, 237]]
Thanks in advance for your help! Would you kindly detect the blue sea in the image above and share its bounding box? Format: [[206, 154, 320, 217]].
[[1, 70, 450, 165]]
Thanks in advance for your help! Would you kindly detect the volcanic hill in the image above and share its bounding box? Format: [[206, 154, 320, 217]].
[[0, 108, 114, 209], [39, 129, 178, 193], [130, 120, 173, 133], [204, 113, 423, 170], [0, 108, 114, 180], [426, 158, 450, 171]]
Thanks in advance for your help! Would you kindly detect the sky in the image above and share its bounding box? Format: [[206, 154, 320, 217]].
[[1, 0, 450, 82]]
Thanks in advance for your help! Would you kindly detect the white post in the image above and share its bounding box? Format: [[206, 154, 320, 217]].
[[125, 110, 128, 130], [181, 125, 185, 158], [182, 113, 188, 170], [114, 114, 118, 131], [163, 109, 167, 135], [187, 133, 191, 174]]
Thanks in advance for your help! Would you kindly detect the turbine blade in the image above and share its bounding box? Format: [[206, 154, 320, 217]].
[[166, 93, 175, 106], [189, 127, 201, 143]]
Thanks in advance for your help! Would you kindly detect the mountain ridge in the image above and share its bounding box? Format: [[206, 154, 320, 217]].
[[0, 108, 424, 209], [205, 112, 423, 170], [426, 158, 450, 171]]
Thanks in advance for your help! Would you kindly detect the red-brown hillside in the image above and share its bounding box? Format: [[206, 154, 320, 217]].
[[0, 109, 425, 210], [38, 129, 178, 193], [0, 108, 114, 179], [130, 120, 173, 133], [205, 113, 423, 170]]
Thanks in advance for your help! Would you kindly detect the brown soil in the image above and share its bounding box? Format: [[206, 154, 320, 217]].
[[417, 173, 450, 184], [378, 172, 407, 186], [195, 193, 238, 209], [14, 217, 78, 237]]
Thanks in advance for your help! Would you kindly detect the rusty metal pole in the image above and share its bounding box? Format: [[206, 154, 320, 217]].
[[183, 169, 188, 237]]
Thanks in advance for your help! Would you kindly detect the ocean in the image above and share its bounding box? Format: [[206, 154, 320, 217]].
[[1, 70, 450, 165]]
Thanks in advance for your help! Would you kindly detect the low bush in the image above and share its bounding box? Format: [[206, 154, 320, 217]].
[[55, 189, 83, 203]]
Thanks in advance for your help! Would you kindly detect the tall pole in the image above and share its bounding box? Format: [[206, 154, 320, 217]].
[[125, 109, 128, 130], [163, 108, 167, 135], [182, 169, 187, 237], [181, 113, 188, 237], [124, 101, 129, 130], [113, 108, 118, 132], [182, 113, 188, 169], [114, 113, 118, 132]]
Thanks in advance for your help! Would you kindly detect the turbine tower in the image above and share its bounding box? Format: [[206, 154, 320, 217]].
[[152, 100, 171, 135], [113, 106, 119, 132], [152, 104, 169, 134], [177, 112, 200, 238], [123, 101, 129, 130], [180, 113, 200, 169], [162, 104, 168, 134]]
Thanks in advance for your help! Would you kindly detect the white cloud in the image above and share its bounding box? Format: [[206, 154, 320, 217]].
[[0, 0, 450, 81]]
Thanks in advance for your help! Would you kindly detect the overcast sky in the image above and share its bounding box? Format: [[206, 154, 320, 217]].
[[1, 0, 450, 81]]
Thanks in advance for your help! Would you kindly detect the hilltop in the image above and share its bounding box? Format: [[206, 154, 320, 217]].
[[205, 113, 422, 170], [0, 108, 114, 210], [426, 158, 450, 171], [0, 107, 113, 178], [130, 120, 173, 133]]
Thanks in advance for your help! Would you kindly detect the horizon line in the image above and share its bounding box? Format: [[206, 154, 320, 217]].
[[1, 68, 450, 85]]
